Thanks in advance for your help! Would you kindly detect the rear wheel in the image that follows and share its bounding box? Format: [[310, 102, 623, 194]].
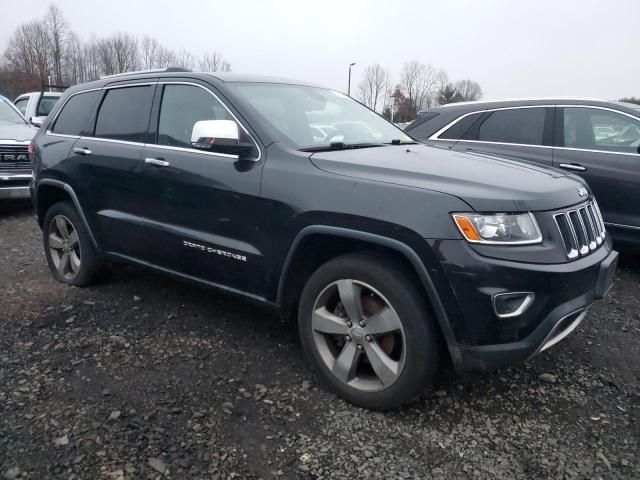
[[298, 252, 440, 409], [43, 201, 103, 286]]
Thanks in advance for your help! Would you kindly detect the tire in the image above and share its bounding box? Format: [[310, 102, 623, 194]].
[[298, 252, 440, 409], [43, 200, 103, 287]]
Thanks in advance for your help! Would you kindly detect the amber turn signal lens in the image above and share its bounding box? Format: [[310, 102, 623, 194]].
[[453, 215, 481, 241]]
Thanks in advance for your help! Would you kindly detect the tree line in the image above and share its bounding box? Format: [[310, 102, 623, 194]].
[[619, 97, 640, 105], [0, 3, 231, 99], [357, 61, 482, 122]]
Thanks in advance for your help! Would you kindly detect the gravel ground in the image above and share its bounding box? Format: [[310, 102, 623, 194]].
[[0, 201, 639, 480]]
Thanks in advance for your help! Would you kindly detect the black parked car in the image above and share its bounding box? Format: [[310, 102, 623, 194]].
[[30, 71, 617, 408], [408, 98, 640, 247]]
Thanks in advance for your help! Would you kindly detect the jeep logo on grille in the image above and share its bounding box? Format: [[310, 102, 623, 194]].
[[577, 187, 588, 197]]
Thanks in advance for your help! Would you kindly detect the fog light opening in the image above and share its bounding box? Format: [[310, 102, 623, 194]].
[[492, 292, 535, 319]]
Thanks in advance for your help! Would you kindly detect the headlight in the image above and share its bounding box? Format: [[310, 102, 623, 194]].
[[452, 212, 542, 245]]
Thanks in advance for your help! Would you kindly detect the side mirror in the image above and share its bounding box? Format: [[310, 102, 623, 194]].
[[30, 116, 44, 128], [191, 120, 254, 157]]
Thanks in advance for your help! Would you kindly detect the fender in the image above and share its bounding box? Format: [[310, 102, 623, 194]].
[[36, 178, 100, 250], [276, 225, 461, 364]]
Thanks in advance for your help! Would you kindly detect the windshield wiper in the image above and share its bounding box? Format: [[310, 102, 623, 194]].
[[385, 139, 419, 145], [300, 142, 386, 152]]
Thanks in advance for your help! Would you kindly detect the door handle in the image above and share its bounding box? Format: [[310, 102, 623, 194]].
[[559, 163, 587, 172], [73, 147, 92, 156], [144, 157, 170, 167]]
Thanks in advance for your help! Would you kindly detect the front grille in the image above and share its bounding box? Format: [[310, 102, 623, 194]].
[[554, 200, 605, 259], [0, 145, 30, 171]]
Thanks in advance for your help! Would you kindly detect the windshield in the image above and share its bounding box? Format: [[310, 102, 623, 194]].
[[0, 98, 27, 125], [229, 83, 412, 149]]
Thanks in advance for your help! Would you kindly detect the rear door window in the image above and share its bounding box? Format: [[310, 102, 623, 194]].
[[51, 90, 101, 136], [95, 85, 154, 142], [476, 108, 546, 145], [562, 107, 640, 154]]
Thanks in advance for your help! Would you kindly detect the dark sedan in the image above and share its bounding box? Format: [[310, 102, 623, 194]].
[[408, 98, 640, 247]]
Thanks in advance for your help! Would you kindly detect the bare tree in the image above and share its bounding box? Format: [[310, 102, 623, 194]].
[[112, 32, 139, 72], [357, 64, 388, 111], [400, 61, 440, 117], [150, 46, 174, 68], [415, 63, 438, 111], [82, 38, 102, 81], [454, 79, 482, 102], [400, 61, 421, 118], [46, 4, 68, 84], [141, 36, 160, 69], [65, 31, 84, 83], [198, 51, 231, 72], [96, 33, 139, 75], [4, 20, 51, 81], [173, 50, 195, 70], [434, 68, 449, 103]]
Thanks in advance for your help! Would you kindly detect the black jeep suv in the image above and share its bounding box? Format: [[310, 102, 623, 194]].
[[30, 69, 618, 409]]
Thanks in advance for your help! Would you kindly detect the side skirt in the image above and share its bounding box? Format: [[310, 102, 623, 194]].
[[106, 251, 280, 313]]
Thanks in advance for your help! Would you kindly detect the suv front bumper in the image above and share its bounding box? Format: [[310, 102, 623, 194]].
[[429, 239, 618, 372], [0, 173, 32, 200]]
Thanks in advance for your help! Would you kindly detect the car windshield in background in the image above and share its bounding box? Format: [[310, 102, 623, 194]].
[[0, 98, 27, 125], [229, 83, 412, 149]]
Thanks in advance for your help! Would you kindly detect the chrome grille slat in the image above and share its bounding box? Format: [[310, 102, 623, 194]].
[[585, 204, 603, 244], [579, 207, 597, 250], [554, 200, 605, 259]]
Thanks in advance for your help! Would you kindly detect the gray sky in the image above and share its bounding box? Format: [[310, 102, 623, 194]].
[[2, 0, 639, 100]]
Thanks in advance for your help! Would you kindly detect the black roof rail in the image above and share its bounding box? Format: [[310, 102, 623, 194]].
[[40, 80, 69, 94]]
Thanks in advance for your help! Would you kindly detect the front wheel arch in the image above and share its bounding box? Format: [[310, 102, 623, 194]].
[[277, 225, 459, 364]]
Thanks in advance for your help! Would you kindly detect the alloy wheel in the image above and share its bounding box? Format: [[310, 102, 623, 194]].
[[311, 279, 406, 392], [48, 214, 81, 280]]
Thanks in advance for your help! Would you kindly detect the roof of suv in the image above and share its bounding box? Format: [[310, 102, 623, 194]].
[[66, 69, 321, 95], [420, 97, 638, 114], [407, 97, 640, 139]]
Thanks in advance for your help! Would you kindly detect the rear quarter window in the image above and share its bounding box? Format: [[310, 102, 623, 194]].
[[477, 108, 546, 145], [405, 112, 440, 139], [51, 90, 101, 136], [440, 112, 483, 139]]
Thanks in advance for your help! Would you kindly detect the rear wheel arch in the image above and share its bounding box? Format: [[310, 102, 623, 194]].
[[36, 183, 71, 227], [36, 179, 99, 250], [276, 226, 458, 360]]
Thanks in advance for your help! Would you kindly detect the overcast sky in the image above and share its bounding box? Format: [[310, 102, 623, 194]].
[[1, 0, 638, 100]]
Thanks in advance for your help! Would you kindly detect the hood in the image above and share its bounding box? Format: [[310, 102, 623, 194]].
[[309, 143, 588, 212], [0, 121, 37, 143]]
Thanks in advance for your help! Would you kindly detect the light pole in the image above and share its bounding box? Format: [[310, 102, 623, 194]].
[[347, 62, 356, 97]]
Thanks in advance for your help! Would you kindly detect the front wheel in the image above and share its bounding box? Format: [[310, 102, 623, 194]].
[[298, 252, 440, 409]]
